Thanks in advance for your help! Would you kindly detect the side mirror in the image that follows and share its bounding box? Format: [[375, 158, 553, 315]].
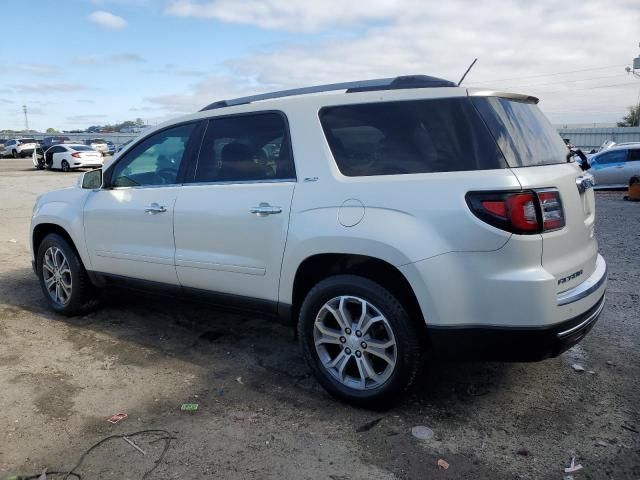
[[81, 168, 103, 189]]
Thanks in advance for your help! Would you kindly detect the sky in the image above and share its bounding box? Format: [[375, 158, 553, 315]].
[[1, 0, 639, 131]]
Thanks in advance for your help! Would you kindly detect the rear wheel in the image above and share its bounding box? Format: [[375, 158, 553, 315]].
[[36, 233, 96, 315], [61, 160, 70, 172], [298, 275, 423, 409], [12, 150, 18, 158]]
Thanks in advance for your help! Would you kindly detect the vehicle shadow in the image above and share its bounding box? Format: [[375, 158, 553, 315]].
[[0, 265, 518, 409]]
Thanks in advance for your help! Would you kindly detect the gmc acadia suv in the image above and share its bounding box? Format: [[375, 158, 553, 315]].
[[30, 75, 607, 407]]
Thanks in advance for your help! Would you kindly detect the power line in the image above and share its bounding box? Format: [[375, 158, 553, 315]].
[[536, 82, 638, 94], [467, 64, 625, 85], [501, 73, 625, 89]]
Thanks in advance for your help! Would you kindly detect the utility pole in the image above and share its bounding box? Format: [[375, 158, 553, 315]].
[[626, 43, 640, 127], [22, 104, 29, 131]]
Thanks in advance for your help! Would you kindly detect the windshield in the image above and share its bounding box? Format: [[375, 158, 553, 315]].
[[471, 97, 567, 167]]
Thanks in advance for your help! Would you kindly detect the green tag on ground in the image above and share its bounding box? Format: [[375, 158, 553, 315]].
[[181, 403, 199, 411]]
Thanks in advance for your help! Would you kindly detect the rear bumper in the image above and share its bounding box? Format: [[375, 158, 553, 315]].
[[427, 292, 606, 361]]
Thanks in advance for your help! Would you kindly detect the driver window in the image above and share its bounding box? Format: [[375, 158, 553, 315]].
[[111, 123, 195, 187]]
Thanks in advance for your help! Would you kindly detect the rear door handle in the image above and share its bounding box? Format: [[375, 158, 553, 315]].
[[144, 202, 167, 214], [250, 202, 282, 217]]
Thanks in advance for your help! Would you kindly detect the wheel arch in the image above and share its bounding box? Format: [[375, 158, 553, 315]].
[[288, 253, 426, 338], [32, 223, 85, 269]]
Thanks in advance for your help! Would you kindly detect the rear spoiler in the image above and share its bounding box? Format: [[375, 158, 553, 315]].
[[467, 89, 539, 104]]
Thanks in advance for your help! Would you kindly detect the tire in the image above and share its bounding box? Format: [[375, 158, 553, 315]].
[[61, 160, 70, 172], [36, 233, 96, 316], [298, 275, 423, 409], [12, 150, 18, 158]]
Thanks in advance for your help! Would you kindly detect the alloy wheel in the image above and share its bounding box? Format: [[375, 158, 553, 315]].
[[42, 246, 72, 306], [313, 295, 397, 390]]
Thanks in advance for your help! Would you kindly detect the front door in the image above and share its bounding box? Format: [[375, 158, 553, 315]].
[[83, 122, 199, 284], [174, 113, 296, 302]]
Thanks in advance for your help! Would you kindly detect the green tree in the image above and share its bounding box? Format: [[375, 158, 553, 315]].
[[46, 127, 59, 133], [617, 104, 640, 127]]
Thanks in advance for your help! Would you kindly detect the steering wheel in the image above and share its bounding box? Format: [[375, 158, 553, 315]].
[[157, 168, 177, 184]]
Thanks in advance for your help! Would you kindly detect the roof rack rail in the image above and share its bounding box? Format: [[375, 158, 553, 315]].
[[199, 75, 456, 111]]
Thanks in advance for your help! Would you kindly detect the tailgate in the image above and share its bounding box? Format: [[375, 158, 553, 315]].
[[510, 163, 598, 292]]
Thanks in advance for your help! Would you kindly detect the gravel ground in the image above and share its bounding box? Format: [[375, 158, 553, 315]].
[[0, 158, 638, 479]]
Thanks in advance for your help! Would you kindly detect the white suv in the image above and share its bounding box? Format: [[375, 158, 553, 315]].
[[30, 75, 607, 407], [5, 138, 38, 158]]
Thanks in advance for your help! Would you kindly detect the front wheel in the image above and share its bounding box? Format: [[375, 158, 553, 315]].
[[12, 150, 18, 158], [37, 233, 96, 315], [298, 275, 423, 409], [61, 160, 70, 172]]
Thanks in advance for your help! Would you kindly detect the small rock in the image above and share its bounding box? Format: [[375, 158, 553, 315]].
[[437, 458, 449, 470], [411, 426, 434, 441], [596, 440, 608, 447], [587, 370, 596, 375], [236, 376, 244, 384], [571, 364, 585, 372], [8, 239, 17, 243], [516, 447, 529, 456], [606, 360, 615, 366]]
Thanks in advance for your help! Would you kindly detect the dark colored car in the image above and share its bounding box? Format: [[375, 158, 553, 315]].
[[42, 136, 72, 150]]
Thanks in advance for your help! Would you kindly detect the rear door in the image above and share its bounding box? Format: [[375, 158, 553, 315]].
[[174, 112, 296, 303], [622, 148, 640, 182], [472, 96, 598, 293], [592, 149, 627, 186]]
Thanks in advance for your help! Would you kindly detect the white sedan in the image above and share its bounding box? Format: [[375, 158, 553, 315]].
[[42, 144, 104, 172]]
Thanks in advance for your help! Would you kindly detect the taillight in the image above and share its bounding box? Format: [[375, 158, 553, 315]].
[[467, 189, 564, 234], [71, 152, 81, 158]]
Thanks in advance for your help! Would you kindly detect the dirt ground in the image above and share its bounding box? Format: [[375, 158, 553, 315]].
[[0, 158, 638, 479]]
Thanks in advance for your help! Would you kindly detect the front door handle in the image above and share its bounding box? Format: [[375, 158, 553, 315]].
[[145, 202, 167, 214], [250, 202, 282, 217]]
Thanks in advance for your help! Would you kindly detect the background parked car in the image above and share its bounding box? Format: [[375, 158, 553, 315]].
[[588, 143, 640, 188], [41, 136, 72, 150], [115, 139, 132, 153], [3, 138, 38, 158], [84, 138, 113, 156], [43, 144, 104, 172]]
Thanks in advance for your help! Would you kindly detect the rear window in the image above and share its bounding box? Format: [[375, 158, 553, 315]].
[[71, 145, 93, 151], [471, 97, 567, 167], [319, 98, 506, 176], [91, 139, 107, 144], [19, 138, 36, 143]]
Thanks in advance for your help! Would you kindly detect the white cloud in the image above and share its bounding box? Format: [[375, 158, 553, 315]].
[[88, 10, 128, 30], [154, 0, 640, 124], [72, 52, 145, 65], [165, 0, 399, 32], [11, 83, 93, 94]]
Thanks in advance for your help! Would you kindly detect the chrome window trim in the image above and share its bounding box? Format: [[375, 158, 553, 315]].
[[557, 254, 607, 306], [108, 183, 183, 191], [183, 178, 297, 187]]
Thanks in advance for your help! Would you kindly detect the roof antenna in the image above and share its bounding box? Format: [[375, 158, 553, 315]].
[[457, 58, 478, 86]]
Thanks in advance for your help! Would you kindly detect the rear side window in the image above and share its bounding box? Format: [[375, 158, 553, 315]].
[[319, 98, 505, 176], [471, 97, 567, 167], [628, 149, 640, 161], [194, 112, 295, 183]]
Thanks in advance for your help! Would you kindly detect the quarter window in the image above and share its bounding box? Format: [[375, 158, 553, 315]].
[[628, 149, 640, 161], [194, 113, 295, 183], [319, 98, 506, 176], [110, 123, 195, 187]]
